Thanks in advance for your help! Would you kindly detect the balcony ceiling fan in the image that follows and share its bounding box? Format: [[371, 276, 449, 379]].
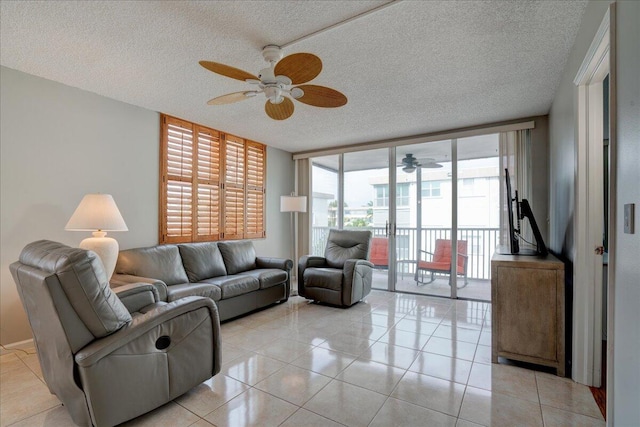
[[199, 45, 347, 120], [400, 154, 442, 173]]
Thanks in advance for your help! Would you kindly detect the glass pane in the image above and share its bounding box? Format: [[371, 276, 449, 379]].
[[395, 140, 453, 297], [455, 134, 499, 301], [311, 155, 339, 255], [344, 149, 389, 290]]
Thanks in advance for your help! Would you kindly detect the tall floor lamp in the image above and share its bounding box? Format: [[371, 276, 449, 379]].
[[65, 193, 128, 280], [280, 194, 307, 296]]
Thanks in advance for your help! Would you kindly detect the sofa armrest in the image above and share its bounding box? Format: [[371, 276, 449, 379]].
[[297, 255, 327, 298], [342, 259, 373, 306], [256, 257, 293, 300], [343, 259, 374, 282], [113, 283, 159, 313], [111, 273, 168, 301], [256, 257, 293, 271]]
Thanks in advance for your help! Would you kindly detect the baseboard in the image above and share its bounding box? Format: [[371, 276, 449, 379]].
[[0, 338, 34, 355]]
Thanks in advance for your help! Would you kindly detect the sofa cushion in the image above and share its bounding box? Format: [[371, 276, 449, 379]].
[[178, 242, 227, 282], [166, 282, 222, 302], [218, 241, 256, 275], [303, 268, 344, 291], [236, 269, 287, 290], [201, 275, 259, 299], [19, 240, 131, 338], [116, 245, 188, 286]]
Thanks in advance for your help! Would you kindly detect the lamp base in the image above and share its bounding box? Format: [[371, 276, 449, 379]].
[[79, 234, 119, 280]]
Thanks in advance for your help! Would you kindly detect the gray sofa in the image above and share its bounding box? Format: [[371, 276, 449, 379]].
[[112, 240, 293, 321]]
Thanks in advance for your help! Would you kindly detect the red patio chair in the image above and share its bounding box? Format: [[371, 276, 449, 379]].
[[370, 237, 389, 269], [415, 239, 468, 288]]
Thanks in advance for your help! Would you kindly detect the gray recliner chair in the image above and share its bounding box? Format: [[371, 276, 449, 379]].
[[298, 229, 373, 307], [10, 240, 221, 427]]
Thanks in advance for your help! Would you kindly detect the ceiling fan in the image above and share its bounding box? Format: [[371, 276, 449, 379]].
[[400, 153, 443, 173], [199, 45, 347, 120]]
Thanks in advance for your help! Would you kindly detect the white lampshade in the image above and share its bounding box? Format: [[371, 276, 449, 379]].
[[65, 194, 128, 232], [280, 195, 307, 213], [65, 194, 128, 280]]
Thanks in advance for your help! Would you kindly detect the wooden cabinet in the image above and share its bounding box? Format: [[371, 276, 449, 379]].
[[491, 252, 565, 376]]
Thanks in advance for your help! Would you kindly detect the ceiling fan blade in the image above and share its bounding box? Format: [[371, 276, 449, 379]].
[[199, 61, 258, 81], [294, 85, 348, 108], [265, 97, 294, 120], [274, 53, 322, 84], [207, 91, 257, 105], [422, 162, 443, 169]]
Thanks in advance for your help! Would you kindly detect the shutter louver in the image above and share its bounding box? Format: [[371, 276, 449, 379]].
[[161, 118, 194, 243], [224, 135, 245, 239], [166, 180, 193, 239], [195, 127, 221, 240], [245, 142, 266, 238], [224, 188, 245, 239]]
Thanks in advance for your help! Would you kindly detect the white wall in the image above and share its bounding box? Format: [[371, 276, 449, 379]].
[[612, 1, 640, 424], [0, 67, 293, 346], [548, 1, 639, 424]]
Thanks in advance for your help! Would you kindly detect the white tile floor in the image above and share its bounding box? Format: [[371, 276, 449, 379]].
[[0, 291, 604, 427], [372, 270, 492, 302]]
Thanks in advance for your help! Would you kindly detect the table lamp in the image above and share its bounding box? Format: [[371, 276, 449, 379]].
[[65, 193, 128, 280]]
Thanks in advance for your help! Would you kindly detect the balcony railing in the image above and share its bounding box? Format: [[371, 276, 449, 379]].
[[311, 226, 500, 280]]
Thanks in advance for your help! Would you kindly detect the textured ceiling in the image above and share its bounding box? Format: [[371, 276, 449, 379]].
[[0, 1, 587, 154]]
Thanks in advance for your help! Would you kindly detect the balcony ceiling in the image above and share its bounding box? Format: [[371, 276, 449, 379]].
[[0, 1, 587, 154]]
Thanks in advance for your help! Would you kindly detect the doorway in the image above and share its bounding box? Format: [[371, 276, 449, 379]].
[[573, 5, 614, 421]]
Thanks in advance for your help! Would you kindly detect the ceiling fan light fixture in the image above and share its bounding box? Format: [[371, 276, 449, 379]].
[[264, 86, 284, 103], [402, 165, 416, 173], [290, 87, 304, 99], [276, 75, 292, 85]]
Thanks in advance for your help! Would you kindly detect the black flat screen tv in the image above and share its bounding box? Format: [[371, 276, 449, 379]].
[[504, 168, 548, 256]]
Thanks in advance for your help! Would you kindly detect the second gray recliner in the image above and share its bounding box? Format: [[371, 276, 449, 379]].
[[298, 229, 373, 307]]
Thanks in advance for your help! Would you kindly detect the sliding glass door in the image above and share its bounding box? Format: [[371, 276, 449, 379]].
[[308, 133, 499, 301], [310, 155, 339, 255], [343, 150, 389, 290], [455, 135, 500, 298], [395, 140, 453, 297]]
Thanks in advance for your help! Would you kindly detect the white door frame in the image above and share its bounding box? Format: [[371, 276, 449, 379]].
[[573, 5, 616, 413]]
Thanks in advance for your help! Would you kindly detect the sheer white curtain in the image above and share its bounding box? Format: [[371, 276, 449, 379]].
[[499, 129, 532, 246]]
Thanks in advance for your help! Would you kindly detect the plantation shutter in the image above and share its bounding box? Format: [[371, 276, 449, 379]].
[[161, 116, 194, 243], [195, 126, 222, 241], [160, 114, 267, 243], [246, 141, 266, 238], [223, 135, 245, 239]]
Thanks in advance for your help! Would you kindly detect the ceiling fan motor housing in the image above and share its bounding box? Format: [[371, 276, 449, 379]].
[[262, 45, 283, 63]]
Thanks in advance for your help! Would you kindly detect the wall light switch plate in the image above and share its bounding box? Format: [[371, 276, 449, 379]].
[[624, 203, 635, 234]]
